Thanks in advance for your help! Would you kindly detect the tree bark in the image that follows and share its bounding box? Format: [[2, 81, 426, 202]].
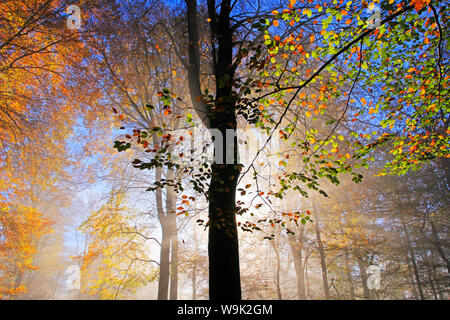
[[401, 219, 425, 299], [186, 0, 241, 300], [156, 167, 170, 300], [167, 168, 178, 300], [344, 248, 355, 300], [428, 219, 450, 273], [289, 227, 306, 299], [312, 199, 329, 299], [357, 257, 372, 300], [272, 229, 283, 300]]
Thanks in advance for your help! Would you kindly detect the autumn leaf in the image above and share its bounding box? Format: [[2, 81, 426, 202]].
[[411, 0, 431, 11]]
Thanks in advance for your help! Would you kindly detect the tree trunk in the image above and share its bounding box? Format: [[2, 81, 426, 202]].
[[192, 224, 199, 300], [156, 167, 170, 300], [312, 199, 329, 299], [169, 223, 179, 300], [357, 257, 372, 300], [428, 219, 450, 273], [423, 250, 439, 300], [167, 168, 178, 300], [344, 248, 355, 300], [289, 227, 306, 299], [272, 229, 283, 300], [401, 219, 425, 299], [185, 0, 241, 300]]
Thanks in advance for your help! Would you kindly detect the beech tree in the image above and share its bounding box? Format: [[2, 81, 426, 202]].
[[112, 0, 448, 299]]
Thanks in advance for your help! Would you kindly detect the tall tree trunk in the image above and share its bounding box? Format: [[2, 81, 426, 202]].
[[186, 0, 241, 300], [192, 226, 198, 300], [169, 224, 179, 300], [156, 167, 170, 300], [423, 250, 439, 300], [428, 219, 450, 273], [289, 227, 306, 299], [312, 199, 329, 299], [272, 228, 283, 300], [167, 168, 178, 300], [357, 257, 372, 299], [344, 248, 355, 300], [401, 219, 425, 299]]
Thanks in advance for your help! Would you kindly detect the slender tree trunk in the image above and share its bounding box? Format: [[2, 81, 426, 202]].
[[167, 168, 178, 300], [156, 167, 170, 300], [344, 248, 355, 300], [289, 227, 306, 299], [191, 224, 199, 300], [169, 225, 179, 300], [272, 230, 283, 300], [312, 199, 329, 299], [157, 220, 170, 300], [357, 257, 372, 300], [428, 219, 450, 273], [423, 250, 439, 300], [404, 253, 419, 299], [401, 219, 425, 299]]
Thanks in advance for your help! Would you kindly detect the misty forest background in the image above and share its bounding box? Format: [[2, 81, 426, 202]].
[[0, 0, 449, 300]]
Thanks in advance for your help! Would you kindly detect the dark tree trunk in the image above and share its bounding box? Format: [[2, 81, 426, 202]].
[[207, 0, 241, 300], [185, 0, 241, 300]]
